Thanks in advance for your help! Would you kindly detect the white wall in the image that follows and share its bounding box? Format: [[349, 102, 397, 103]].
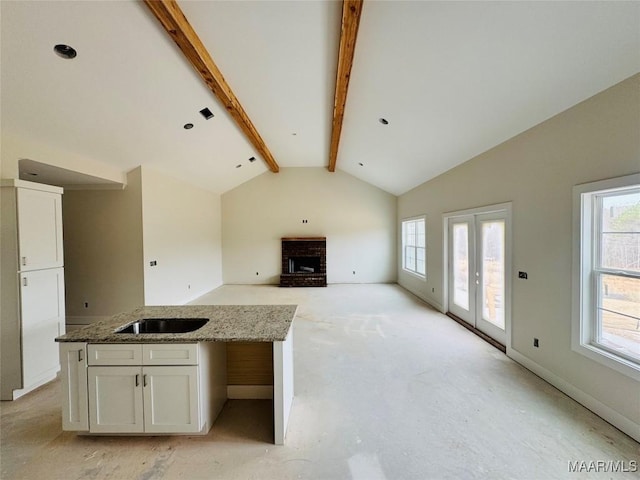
[[63, 168, 144, 318], [398, 75, 640, 435], [141, 166, 222, 305], [222, 167, 397, 284]]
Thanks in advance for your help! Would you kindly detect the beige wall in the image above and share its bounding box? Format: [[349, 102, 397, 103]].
[[141, 166, 222, 305], [398, 75, 640, 432], [63, 168, 144, 317], [222, 167, 397, 284], [63, 167, 223, 316]]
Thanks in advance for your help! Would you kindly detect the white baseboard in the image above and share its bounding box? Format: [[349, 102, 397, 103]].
[[424, 297, 444, 314], [508, 348, 640, 443], [12, 369, 59, 400], [398, 282, 444, 312], [227, 385, 273, 399]]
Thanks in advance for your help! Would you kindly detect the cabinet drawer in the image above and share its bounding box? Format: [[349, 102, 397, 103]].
[[143, 344, 198, 365], [88, 344, 143, 365]]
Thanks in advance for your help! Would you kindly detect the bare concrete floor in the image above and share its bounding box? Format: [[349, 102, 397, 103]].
[[2, 284, 639, 479]]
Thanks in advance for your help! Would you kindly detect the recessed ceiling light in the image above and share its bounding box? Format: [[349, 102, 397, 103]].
[[183, 123, 194, 129], [379, 118, 389, 125], [235, 164, 242, 168], [248, 157, 256, 163], [53, 44, 77, 59], [199, 108, 214, 120], [358, 163, 364, 167], [292, 133, 297, 136]]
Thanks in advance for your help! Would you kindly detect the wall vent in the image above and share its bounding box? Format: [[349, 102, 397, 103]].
[[199, 108, 214, 120]]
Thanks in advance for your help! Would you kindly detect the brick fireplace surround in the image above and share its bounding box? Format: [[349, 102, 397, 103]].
[[280, 237, 327, 287]]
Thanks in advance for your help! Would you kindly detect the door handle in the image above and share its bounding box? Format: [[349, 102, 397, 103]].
[[78, 349, 84, 362], [143, 374, 147, 387], [135, 374, 140, 387]]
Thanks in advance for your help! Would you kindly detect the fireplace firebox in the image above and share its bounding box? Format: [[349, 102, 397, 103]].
[[280, 237, 327, 287]]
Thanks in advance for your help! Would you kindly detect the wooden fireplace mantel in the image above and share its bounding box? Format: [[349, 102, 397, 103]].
[[281, 237, 326, 241]]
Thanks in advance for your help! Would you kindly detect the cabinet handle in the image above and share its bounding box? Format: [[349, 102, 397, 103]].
[[22, 277, 28, 287], [135, 374, 140, 387], [21, 256, 27, 266], [78, 349, 83, 362], [143, 374, 147, 387]]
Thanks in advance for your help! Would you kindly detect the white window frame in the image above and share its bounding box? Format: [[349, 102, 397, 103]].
[[572, 173, 640, 380], [401, 216, 426, 280]]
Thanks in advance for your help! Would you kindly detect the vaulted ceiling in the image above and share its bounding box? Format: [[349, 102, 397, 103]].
[[2, 1, 639, 195]]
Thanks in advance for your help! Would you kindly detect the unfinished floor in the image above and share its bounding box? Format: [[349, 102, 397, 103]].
[[1, 284, 638, 479]]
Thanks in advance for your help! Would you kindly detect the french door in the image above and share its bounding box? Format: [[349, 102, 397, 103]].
[[447, 210, 509, 346]]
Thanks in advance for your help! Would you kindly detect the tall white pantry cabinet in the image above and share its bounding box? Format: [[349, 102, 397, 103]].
[[1, 179, 65, 400]]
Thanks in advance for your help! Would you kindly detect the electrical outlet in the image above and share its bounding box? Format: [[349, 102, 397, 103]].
[[432, 287, 435, 293], [84, 302, 89, 309], [188, 284, 191, 290], [518, 271, 528, 279], [256, 272, 259, 276], [352, 271, 356, 275], [533, 338, 539, 348], [150, 260, 157, 267]]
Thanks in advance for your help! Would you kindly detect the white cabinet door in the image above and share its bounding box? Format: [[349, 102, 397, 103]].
[[88, 366, 144, 433], [59, 343, 88, 431], [143, 366, 200, 433], [20, 268, 64, 389], [16, 188, 63, 270]]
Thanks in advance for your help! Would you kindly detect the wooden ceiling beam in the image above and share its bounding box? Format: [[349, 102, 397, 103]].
[[328, 0, 364, 172], [143, 0, 280, 173]]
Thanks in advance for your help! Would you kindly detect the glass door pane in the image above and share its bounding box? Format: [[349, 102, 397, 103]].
[[452, 223, 470, 311], [480, 220, 505, 329]]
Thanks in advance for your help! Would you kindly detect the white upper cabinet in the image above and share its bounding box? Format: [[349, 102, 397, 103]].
[[17, 187, 63, 270], [0, 179, 65, 400]]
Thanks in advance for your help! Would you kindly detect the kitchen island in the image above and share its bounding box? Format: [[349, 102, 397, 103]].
[[56, 305, 296, 444]]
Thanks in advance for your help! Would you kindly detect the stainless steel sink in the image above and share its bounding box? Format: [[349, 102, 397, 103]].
[[116, 318, 208, 334]]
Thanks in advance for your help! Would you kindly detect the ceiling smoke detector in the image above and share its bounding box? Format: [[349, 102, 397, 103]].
[[53, 44, 77, 59], [183, 123, 194, 130]]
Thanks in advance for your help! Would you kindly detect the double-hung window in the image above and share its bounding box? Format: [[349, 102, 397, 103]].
[[402, 217, 426, 278], [573, 173, 640, 378]]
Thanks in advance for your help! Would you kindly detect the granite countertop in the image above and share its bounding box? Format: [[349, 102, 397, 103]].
[[56, 305, 297, 343]]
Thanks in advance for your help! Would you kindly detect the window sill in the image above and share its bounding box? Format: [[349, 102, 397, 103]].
[[572, 341, 640, 381]]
